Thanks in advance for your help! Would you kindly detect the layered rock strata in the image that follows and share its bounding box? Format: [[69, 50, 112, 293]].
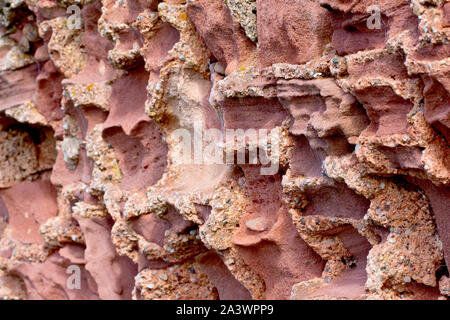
[[0, 0, 449, 300]]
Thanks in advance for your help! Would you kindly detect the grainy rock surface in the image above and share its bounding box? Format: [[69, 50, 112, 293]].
[[0, 0, 449, 300]]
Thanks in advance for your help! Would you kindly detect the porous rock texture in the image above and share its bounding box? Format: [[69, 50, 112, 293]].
[[0, 0, 449, 300]]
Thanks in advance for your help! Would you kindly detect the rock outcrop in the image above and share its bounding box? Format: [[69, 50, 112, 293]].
[[0, 0, 448, 300]]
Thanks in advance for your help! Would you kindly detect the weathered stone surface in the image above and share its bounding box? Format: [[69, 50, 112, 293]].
[[0, 0, 448, 301]]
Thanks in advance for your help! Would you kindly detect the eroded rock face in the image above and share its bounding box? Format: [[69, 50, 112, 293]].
[[0, 0, 448, 300]]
